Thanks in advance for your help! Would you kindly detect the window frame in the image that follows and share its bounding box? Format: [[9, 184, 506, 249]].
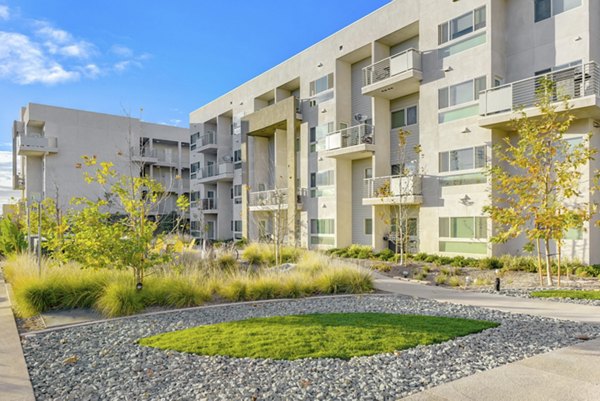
[[438, 6, 486, 45], [391, 105, 418, 129], [439, 146, 487, 173]]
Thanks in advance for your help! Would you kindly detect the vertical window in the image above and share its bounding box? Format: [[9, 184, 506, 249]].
[[309, 73, 334, 96], [391, 106, 418, 129], [365, 218, 373, 235], [364, 168, 373, 179], [309, 122, 333, 152], [438, 6, 486, 45], [536, 0, 552, 21]]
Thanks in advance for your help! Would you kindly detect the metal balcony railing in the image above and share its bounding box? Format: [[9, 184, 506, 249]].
[[199, 162, 233, 179], [362, 48, 422, 87], [198, 131, 217, 147], [322, 124, 374, 151], [480, 62, 600, 116], [364, 175, 422, 199], [199, 198, 217, 210]]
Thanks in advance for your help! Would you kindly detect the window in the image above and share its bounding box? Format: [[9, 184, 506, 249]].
[[191, 162, 199, 179], [391, 106, 418, 128], [365, 218, 373, 235], [439, 217, 487, 239], [438, 6, 486, 45], [310, 122, 334, 152], [191, 132, 199, 150], [233, 184, 242, 197], [439, 77, 486, 110], [310, 219, 335, 245], [233, 149, 242, 170], [310, 73, 334, 96], [310, 170, 335, 197], [364, 168, 373, 179], [190, 191, 200, 202], [535, 0, 580, 22], [233, 220, 242, 232], [439, 146, 486, 172]]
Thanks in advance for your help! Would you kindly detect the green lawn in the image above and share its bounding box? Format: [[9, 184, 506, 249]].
[[531, 289, 600, 300], [138, 313, 499, 360]]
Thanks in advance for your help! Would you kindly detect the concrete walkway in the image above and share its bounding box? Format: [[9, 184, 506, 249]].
[[372, 274, 600, 401], [0, 279, 35, 401], [374, 273, 600, 323]]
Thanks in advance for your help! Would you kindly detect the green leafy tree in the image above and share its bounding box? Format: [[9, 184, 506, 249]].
[[64, 156, 189, 285], [485, 78, 596, 286], [0, 213, 27, 255]]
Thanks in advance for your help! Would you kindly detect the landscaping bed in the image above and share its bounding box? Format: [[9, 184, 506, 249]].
[[21, 295, 599, 401]]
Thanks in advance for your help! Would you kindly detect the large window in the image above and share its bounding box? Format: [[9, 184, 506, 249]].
[[438, 6, 486, 45], [439, 217, 487, 239], [310, 122, 334, 152], [309, 73, 334, 96], [439, 77, 486, 110], [535, 0, 581, 22], [391, 106, 418, 129], [310, 219, 335, 245], [439, 146, 486, 172], [310, 170, 335, 197]]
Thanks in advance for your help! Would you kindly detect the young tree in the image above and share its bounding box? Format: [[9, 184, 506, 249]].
[[0, 212, 27, 255], [485, 79, 596, 286]]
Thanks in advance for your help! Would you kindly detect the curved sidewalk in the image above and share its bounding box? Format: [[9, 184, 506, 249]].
[[372, 274, 600, 401], [0, 278, 35, 401]]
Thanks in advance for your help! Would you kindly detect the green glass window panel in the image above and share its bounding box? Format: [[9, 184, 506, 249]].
[[439, 217, 450, 237], [439, 172, 487, 186], [391, 110, 405, 128], [452, 217, 474, 238], [365, 218, 373, 235], [439, 241, 487, 254], [438, 104, 480, 123], [475, 146, 486, 168], [475, 217, 488, 239], [439, 32, 486, 58]]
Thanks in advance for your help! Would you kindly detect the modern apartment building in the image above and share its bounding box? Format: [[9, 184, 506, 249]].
[[189, 0, 600, 263], [13, 103, 190, 222]]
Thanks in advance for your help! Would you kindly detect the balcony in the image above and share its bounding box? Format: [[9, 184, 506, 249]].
[[248, 188, 305, 212], [17, 135, 58, 156], [155, 149, 179, 167], [362, 49, 422, 99], [194, 131, 218, 154], [479, 62, 600, 128], [197, 162, 234, 183], [199, 198, 218, 213], [131, 148, 158, 164], [363, 175, 423, 206], [321, 124, 375, 160]]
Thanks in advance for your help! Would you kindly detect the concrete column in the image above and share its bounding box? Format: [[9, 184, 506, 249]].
[[371, 95, 391, 251], [335, 158, 352, 248]]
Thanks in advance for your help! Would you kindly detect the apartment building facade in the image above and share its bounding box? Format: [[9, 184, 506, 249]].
[[13, 103, 190, 222], [189, 0, 600, 263]]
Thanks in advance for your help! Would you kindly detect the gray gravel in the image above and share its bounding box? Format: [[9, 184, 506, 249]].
[[477, 287, 600, 306], [21, 294, 600, 401]]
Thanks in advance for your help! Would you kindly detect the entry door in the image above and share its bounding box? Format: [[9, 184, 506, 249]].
[[206, 221, 215, 240]]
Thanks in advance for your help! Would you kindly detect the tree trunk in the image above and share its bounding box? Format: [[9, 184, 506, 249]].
[[536, 238, 544, 286], [557, 241, 562, 288], [544, 239, 553, 286]]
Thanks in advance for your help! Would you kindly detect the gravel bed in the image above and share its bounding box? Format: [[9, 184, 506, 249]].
[[21, 294, 600, 401], [477, 288, 600, 306]]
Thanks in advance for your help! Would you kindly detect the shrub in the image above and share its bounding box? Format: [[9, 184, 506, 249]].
[[216, 254, 238, 271], [217, 277, 249, 302], [422, 265, 431, 274], [478, 257, 503, 270], [242, 243, 270, 265], [375, 249, 395, 261], [413, 272, 428, 281], [575, 264, 600, 278], [314, 265, 373, 294], [435, 274, 447, 285], [499, 255, 536, 273], [246, 276, 281, 300], [96, 281, 145, 317], [372, 263, 392, 272], [424, 255, 439, 264], [434, 256, 453, 266], [296, 252, 329, 273], [447, 276, 463, 287], [279, 246, 302, 264]]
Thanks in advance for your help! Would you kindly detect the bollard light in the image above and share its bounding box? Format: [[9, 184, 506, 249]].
[[136, 282, 143, 291]]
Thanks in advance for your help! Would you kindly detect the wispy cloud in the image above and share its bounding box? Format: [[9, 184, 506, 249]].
[[0, 14, 150, 85], [0, 5, 9, 21]]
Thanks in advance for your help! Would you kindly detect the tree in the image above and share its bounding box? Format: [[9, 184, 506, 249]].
[[485, 78, 596, 286], [64, 156, 189, 285], [376, 129, 421, 265], [0, 213, 27, 255]]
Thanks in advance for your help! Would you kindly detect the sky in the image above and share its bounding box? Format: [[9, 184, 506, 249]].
[[0, 0, 391, 208]]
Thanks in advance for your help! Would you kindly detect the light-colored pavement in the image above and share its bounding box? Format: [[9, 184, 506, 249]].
[[400, 338, 600, 401], [372, 274, 600, 401], [0, 279, 35, 401], [42, 309, 102, 328], [374, 273, 600, 323]]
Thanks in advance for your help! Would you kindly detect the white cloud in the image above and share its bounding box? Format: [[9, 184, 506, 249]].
[[0, 31, 80, 84], [0, 5, 9, 21], [81, 63, 101, 78], [110, 44, 133, 57]]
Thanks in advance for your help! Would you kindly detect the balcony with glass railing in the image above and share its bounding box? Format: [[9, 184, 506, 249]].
[[197, 162, 234, 183], [195, 131, 218, 153], [479, 62, 600, 127], [131, 147, 158, 164], [363, 175, 423, 206], [362, 49, 422, 99], [199, 198, 217, 213], [248, 188, 306, 211], [17, 135, 58, 156], [321, 124, 375, 160]]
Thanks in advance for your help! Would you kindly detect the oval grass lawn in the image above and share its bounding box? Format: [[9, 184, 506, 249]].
[[138, 313, 498, 360]]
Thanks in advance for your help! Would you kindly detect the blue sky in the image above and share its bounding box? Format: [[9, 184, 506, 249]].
[[0, 0, 390, 205]]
